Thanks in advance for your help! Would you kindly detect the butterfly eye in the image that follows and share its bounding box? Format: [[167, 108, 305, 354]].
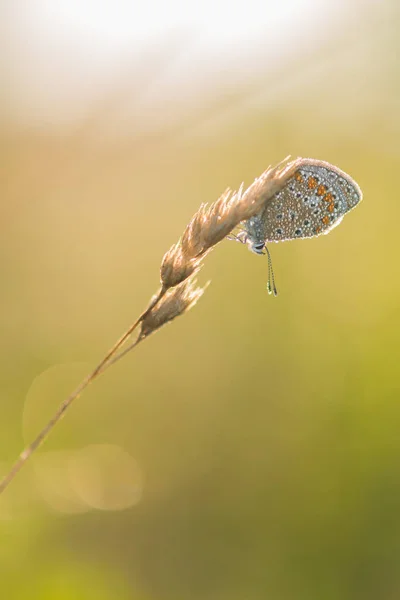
[[252, 242, 265, 254]]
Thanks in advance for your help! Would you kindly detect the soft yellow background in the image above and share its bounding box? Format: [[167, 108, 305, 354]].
[[1, 1, 399, 598]]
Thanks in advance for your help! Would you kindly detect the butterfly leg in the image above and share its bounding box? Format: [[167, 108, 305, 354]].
[[226, 231, 248, 244]]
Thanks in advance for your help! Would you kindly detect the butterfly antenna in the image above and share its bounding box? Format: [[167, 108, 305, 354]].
[[265, 245, 278, 296]]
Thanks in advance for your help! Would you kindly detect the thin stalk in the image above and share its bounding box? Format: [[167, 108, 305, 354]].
[[0, 288, 165, 495], [98, 336, 145, 373]]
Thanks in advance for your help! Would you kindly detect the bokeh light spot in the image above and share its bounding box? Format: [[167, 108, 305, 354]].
[[68, 444, 143, 511]]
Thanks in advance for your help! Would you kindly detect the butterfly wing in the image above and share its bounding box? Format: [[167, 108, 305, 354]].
[[259, 160, 362, 243]]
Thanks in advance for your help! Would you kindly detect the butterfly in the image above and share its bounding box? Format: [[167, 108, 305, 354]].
[[230, 159, 362, 295]]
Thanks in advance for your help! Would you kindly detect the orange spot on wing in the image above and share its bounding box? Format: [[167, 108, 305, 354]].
[[317, 184, 327, 196], [315, 226, 322, 234], [294, 171, 303, 183], [327, 203, 335, 213], [322, 215, 330, 225], [308, 176, 317, 189], [323, 192, 333, 202]]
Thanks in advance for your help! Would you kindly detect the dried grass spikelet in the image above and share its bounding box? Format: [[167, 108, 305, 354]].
[[160, 156, 303, 290], [139, 277, 207, 339]]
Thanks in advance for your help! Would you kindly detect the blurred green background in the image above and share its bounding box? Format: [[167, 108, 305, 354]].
[[1, 1, 400, 598]]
